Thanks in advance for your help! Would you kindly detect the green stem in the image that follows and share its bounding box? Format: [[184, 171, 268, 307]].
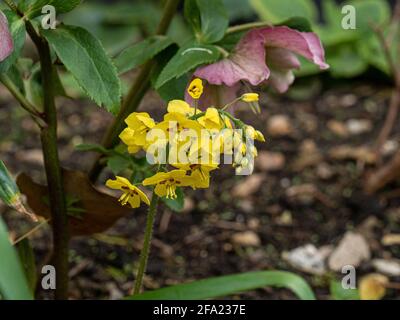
[[133, 192, 160, 295], [26, 22, 69, 300], [88, 0, 181, 182], [226, 21, 272, 34], [0, 74, 46, 127]]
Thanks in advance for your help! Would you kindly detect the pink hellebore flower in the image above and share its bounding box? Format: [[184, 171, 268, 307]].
[[0, 11, 13, 62], [193, 26, 329, 96]]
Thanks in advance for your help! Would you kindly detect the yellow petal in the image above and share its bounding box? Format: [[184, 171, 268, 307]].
[[154, 183, 167, 198], [187, 78, 204, 100], [136, 187, 150, 205], [143, 172, 169, 186], [167, 100, 192, 115], [241, 93, 259, 103], [128, 195, 141, 208]]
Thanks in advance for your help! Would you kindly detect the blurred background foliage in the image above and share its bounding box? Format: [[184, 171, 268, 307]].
[[58, 0, 398, 80]]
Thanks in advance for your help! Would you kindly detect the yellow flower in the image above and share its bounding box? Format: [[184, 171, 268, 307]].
[[125, 112, 155, 131], [241, 93, 259, 103], [173, 163, 218, 189], [143, 170, 194, 199], [245, 125, 265, 142], [167, 100, 199, 117], [198, 108, 231, 131], [106, 176, 150, 208], [187, 78, 204, 100], [120, 112, 156, 153]]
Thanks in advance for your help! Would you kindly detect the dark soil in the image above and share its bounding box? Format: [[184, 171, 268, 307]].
[[1, 78, 400, 300]]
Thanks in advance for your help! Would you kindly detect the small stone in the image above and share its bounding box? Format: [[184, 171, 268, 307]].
[[329, 145, 376, 164], [346, 119, 373, 135], [232, 174, 265, 198], [292, 140, 322, 171], [182, 197, 195, 213], [16, 149, 44, 165], [231, 231, 261, 246], [317, 163, 334, 180], [327, 120, 349, 137], [372, 259, 400, 276], [382, 140, 398, 156], [283, 244, 331, 275], [340, 94, 357, 108], [247, 218, 260, 230], [267, 115, 293, 137], [255, 151, 285, 171], [328, 232, 371, 271], [382, 234, 400, 246], [276, 210, 293, 226], [237, 199, 254, 214]]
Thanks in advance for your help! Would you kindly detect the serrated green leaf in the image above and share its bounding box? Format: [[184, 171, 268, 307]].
[[42, 25, 121, 114], [185, 0, 229, 44], [155, 44, 220, 89], [126, 270, 315, 300], [0, 10, 26, 74], [115, 36, 175, 75], [0, 218, 33, 300], [19, 0, 81, 19], [250, 0, 317, 24], [162, 187, 184, 212]]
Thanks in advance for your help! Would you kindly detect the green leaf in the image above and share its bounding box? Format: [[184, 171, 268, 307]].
[[42, 25, 121, 114], [223, 0, 255, 22], [127, 270, 315, 300], [276, 16, 312, 32], [19, 0, 81, 19], [107, 154, 132, 175], [330, 280, 360, 300], [0, 10, 26, 74], [327, 43, 368, 78], [16, 239, 37, 294], [359, 28, 398, 76], [155, 44, 220, 89], [250, 0, 317, 24], [347, 0, 391, 34], [185, 0, 229, 44], [25, 63, 66, 107], [0, 160, 20, 206], [115, 36, 175, 74], [75, 143, 110, 155], [162, 187, 184, 212], [6, 64, 25, 96], [156, 75, 189, 102], [0, 218, 33, 300]]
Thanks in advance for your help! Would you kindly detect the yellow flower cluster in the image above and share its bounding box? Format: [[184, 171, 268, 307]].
[[107, 79, 265, 208]]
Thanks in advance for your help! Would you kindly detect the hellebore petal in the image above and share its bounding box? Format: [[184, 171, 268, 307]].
[[192, 25, 328, 94], [260, 26, 329, 70], [0, 12, 13, 62], [194, 29, 269, 87]]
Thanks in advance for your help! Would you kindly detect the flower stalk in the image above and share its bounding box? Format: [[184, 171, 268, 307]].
[[26, 21, 70, 300], [133, 192, 160, 295]]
